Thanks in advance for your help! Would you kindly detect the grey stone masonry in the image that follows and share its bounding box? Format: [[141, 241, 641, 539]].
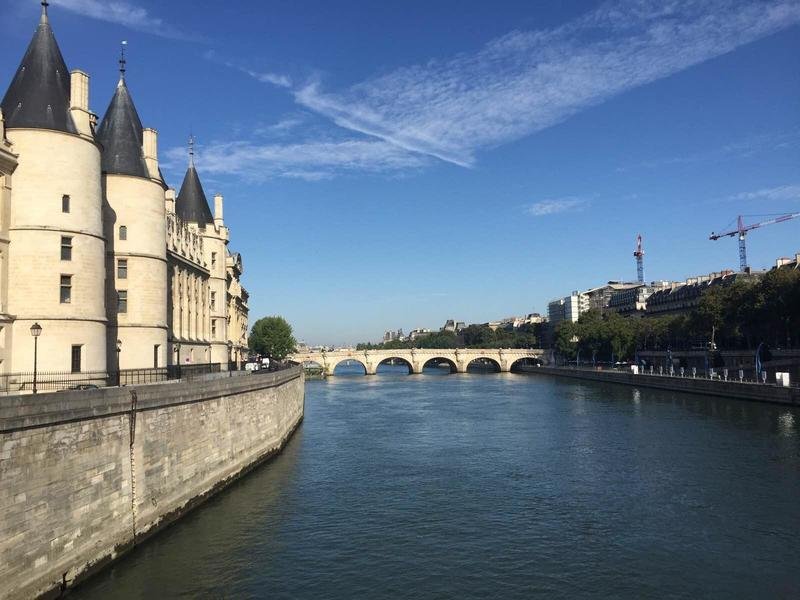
[[0, 367, 305, 600], [524, 366, 799, 405]]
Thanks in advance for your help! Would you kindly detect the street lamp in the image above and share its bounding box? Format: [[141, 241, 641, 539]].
[[173, 340, 181, 378], [30, 322, 42, 394], [116, 339, 122, 386], [227, 340, 233, 372]]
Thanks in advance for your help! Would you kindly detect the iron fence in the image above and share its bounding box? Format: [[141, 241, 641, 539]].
[[0, 363, 223, 395]]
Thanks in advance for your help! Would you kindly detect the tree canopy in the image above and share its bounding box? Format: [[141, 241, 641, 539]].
[[248, 316, 297, 360], [356, 323, 545, 351], [554, 268, 800, 362]]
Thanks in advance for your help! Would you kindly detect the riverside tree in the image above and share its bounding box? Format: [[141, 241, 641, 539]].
[[249, 316, 297, 360]]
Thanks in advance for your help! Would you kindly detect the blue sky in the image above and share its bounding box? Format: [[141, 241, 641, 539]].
[[2, 0, 799, 345]]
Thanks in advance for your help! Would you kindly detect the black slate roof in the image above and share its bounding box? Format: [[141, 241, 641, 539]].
[[176, 164, 214, 225], [1, 9, 77, 134], [96, 79, 149, 178]]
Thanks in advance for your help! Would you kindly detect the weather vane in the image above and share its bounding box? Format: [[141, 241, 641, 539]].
[[119, 41, 128, 77]]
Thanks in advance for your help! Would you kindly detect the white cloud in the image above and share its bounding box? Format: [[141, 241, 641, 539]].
[[204, 50, 292, 88], [526, 197, 587, 216], [728, 184, 800, 201], [50, 0, 190, 39], [164, 138, 430, 182], [618, 130, 800, 172], [291, 0, 800, 167]]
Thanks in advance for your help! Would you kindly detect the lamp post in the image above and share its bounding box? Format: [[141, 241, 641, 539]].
[[116, 339, 122, 386], [30, 322, 42, 394], [174, 341, 181, 378], [227, 341, 233, 374]]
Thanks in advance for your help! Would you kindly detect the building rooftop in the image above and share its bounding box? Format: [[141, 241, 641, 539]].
[[176, 163, 214, 225], [96, 76, 150, 179], [0, 3, 77, 134]]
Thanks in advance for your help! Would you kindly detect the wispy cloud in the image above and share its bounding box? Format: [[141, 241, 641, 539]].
[[290, 0, 800, 167], [204, 50, 291, 88], [526, 197, 587, 217], [618, 130, 800, 172], [163, 138, 430, 182], [50, 0, 191, 40], [728, 184, 800, 201]]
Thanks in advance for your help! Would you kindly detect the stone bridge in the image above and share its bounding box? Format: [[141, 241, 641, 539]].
[[290, 348, 547, 376]]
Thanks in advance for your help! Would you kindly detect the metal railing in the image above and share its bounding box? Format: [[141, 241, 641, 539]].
[[559, 364, 799, 389], [0, 363, 224, 395]]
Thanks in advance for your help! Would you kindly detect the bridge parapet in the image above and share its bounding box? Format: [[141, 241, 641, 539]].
[[290, 348, 546, 376]]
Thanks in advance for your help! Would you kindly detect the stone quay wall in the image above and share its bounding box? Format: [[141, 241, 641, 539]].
[[0, 366, 305, 600], [523, 366, 799, 405]]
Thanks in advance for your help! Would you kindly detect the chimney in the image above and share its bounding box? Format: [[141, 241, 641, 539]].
[[214, 193, 224, 226], [69, 70, 92, 136], [165, 188, 176, 214], [142, 128, 159, 180]]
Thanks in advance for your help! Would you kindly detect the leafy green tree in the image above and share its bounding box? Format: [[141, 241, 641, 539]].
[[248, 316, 297, 360], [462, 324, 495, 347], [415, 331, 459, 349]]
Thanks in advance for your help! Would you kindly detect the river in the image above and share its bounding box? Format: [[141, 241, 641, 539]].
[[71, 366, 800, 599]]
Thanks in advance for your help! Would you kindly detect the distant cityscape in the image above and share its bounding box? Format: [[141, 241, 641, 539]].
[[298, 248, 800, 353]]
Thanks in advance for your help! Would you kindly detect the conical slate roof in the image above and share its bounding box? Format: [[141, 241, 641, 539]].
[[176, 164, 214, 225], [0, 6, 77, 134], [96, 79, 149, 178]]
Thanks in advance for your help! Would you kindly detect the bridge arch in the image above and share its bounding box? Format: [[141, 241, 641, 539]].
[[510, 357, 543, 372], [376, 356, 413, 375], [467, 357, 501, 373], [331, 357, 367, 376], [422, 357, 458, 374]]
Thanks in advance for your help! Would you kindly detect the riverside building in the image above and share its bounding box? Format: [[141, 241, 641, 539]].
[[0, 3, 248, 375]]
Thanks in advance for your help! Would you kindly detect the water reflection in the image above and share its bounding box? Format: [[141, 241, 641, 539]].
[[72, 373, 800, 600]]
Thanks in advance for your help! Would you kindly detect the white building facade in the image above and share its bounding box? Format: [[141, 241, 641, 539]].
[[0, 5, 249, 376]]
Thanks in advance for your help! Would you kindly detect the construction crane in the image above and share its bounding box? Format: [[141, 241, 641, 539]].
[[710, 213, 800, 272], [633, 234, 645, 283]]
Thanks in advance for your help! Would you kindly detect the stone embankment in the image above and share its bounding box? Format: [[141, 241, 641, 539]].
[[522, 366, 799, 405], [0, 367, 305, 600]]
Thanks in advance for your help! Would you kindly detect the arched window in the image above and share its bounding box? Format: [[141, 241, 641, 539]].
[[119, 225, 127, 240]]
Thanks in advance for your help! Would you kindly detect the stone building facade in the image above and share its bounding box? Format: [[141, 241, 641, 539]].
[[0, 4, 248, 374]]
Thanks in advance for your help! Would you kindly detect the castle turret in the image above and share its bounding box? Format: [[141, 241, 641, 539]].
[[1, 2, 107, 375], [175, 144, 229, 368], [97, 47, 168, 369]]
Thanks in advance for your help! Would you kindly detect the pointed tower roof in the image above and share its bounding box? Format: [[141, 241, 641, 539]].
[[176, 138, 214, 225], [96, 44, 149, 178], [0, 2, 77, 133]]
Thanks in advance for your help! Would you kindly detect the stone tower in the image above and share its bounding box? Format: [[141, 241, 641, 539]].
[[1, 3, 106, 374], [175, 150, 229, 366], [96, 52, 168, 370]]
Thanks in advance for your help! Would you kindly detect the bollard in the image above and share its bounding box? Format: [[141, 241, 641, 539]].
[[680, 367, 685, 378], [692, 367, 697, 378], [739, 369, 744, 382]]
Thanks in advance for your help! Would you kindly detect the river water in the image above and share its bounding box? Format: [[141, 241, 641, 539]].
[[72, 366, 800, 599]]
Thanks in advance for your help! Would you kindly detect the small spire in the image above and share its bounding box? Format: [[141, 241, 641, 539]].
[[41, 0, 49, 23], [119, 40, 128, 82], [188, 134, 195, 166]]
